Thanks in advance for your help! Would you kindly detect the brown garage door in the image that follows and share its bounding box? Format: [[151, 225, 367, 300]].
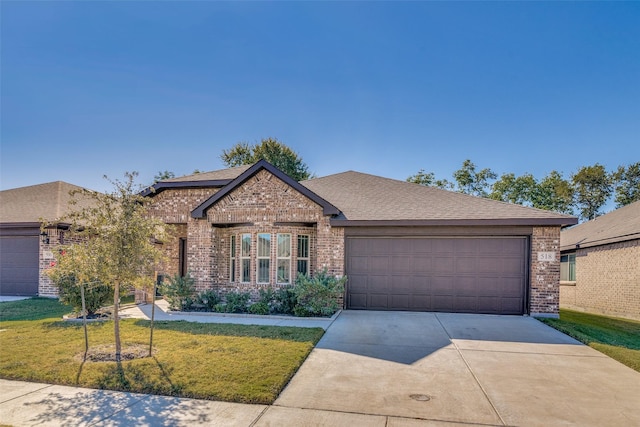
[[0, 236, 39, 296], [346, 237, 527, 314]]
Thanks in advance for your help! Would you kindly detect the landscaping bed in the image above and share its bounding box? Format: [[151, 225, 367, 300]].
[[0, 298, 324, 404], [539, 309, 640, 372]]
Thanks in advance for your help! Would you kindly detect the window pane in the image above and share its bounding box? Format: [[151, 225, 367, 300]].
[[297, 235, 309, 258], [297, 259, 308, 276], [241, 234, 251, 256], [231, 259, 236, 282], [231, 235, 236, 255], [242, 259, 250, 282], [277, 259, 290, 284], [258, 259, 270, 283], [278, 234, 291, 257], [258, 233, 271, 257]]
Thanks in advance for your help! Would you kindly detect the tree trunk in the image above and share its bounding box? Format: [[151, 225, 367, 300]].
[[114, 282, 121, 362]]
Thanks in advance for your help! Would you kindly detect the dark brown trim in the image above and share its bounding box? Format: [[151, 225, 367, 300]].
[[191, 160, 341, 218], [560, 233, 640, 252], [331, 218, 577, 227], [0, 222, 41, 229], [272, 222, 316, 227], [343, 225, 534, 237], [140, 180, 233, 197], [211, 222, 254, 228]]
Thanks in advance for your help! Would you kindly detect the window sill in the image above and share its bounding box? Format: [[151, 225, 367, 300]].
[[560, 281, 576, 286]]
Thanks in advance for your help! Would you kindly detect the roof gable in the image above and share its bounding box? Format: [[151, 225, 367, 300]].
[[302, 171, 578, 226], [191, 160, 340, 218], [140, 165, 252, 197], [561, 200, 640, 250]]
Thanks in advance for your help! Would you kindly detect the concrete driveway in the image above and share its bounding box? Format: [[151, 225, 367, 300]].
[[275, 311, 640, 426]]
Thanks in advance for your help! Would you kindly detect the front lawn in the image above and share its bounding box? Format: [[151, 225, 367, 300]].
[[539, 309, 640, 372], [0, 298, 323, 404]]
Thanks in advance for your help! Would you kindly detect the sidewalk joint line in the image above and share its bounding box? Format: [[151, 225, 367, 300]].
[[435, 313, 507, 427]]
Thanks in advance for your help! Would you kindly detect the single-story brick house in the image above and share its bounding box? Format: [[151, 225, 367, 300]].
[[144, 160, 577, 317], [0, 181, 95, 297], [560, 201, 640, 321]]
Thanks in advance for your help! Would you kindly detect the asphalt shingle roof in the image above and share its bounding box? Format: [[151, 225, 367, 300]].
[[0, 181, 96, 224], [161, 165, 252, 183], [302, 171, 577, 225], [560, 200, 640, 251]]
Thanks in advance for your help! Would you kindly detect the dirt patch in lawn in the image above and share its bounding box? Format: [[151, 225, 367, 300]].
[[77, 343, 154, 362]]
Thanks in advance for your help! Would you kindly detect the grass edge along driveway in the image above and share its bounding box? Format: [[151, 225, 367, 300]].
[[539, 309, 640, 372], [0, 298, 324, 404]]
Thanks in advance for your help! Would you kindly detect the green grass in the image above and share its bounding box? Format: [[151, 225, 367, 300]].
[[540, 309, 640, 372], [0, 298, 324, 404]]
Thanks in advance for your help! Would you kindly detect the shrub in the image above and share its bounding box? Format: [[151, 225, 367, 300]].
[[193, 289, 221, 311], [293, 269, 346, 317], [248, 301, 270, 315], [272, 286, 297, 315], [223, 291, 250, 313], [160, 274, 196, 311], [53, 274, 112, 316]]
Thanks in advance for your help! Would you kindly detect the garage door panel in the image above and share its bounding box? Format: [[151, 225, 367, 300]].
[[346, 236, 527, 314], [369, 294, 389, 309], [0, 236, 39, 296]]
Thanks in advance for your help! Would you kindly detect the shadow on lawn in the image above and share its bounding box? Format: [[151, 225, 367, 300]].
[[133, 319, 324, 343]]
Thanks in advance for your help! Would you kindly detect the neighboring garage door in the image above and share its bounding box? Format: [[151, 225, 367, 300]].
[[346, 237, 528, 315], [0, 236, 39, 296]]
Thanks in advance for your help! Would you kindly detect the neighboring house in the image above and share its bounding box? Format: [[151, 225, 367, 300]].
[[144, 160, 577, 317], [0, 181, 95, 297], [560, 201, 640, 321]]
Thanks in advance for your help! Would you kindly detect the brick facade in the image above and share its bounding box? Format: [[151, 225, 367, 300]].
[[38, 229, 83, 297], [529, 226, 561, 317], [148, 170, 344, 302], [560, 239, 639, 321]]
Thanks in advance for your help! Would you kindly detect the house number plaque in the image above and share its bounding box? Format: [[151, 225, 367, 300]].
[[537, 252, 556, 262]]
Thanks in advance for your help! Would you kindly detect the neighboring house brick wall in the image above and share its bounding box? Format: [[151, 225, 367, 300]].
[[530, 226, 561, 317], [561, 240, 640, 321]]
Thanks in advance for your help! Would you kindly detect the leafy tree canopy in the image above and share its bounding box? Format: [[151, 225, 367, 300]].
[[571, 164, 613, 221], [154, 170, 175, 183], [452, 159, 497, 197], [613, 162, 640, 207], [220, 138, 311, 181]]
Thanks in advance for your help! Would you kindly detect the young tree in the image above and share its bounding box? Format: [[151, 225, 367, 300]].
[[612, 162, 640, 207], [571, 164, 612, 220], [532, 170, 574, 214], [452, 159, 497, 197], [221, 138, 311, 181], [50, 172, 168, 362]]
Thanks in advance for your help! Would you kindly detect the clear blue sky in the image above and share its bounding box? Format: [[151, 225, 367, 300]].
[[2, 1, 639, 198]]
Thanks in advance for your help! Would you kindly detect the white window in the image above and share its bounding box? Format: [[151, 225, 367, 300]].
[[277, 234, 291, 284], [241, 234, 251, 283], [297, 234, 310, 276], [257, 233, 271, 284], [230, 235, 237, 282], [560, 253, 576, 281]]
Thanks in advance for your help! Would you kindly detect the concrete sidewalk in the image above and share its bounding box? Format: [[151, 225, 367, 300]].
[[119, 299, 338, 330]]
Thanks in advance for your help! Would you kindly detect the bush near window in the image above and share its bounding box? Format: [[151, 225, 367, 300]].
[[51, 273, 112, 316], [219, 291, 251, 313], [160, 274, 196, 311], [292, 269, 346, 317], [192, 289, 221, 311]]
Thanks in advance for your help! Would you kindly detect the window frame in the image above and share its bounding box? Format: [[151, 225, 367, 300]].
[[240, 233, 251, 283], [257, 233, 271, 284], [277, 233, 292, 285], [230, 235, 236, 282], [560, 253, 576, 282], [297, 234, 310, 276]]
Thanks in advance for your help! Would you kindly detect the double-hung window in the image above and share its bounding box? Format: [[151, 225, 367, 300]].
[[230, 235, 236, 282], [277, 234, 291, 284], [241, 234, 251, 283], [560, 253, 576, 281], [297, 235, 310, 276], [257, 233, 271, 284]]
